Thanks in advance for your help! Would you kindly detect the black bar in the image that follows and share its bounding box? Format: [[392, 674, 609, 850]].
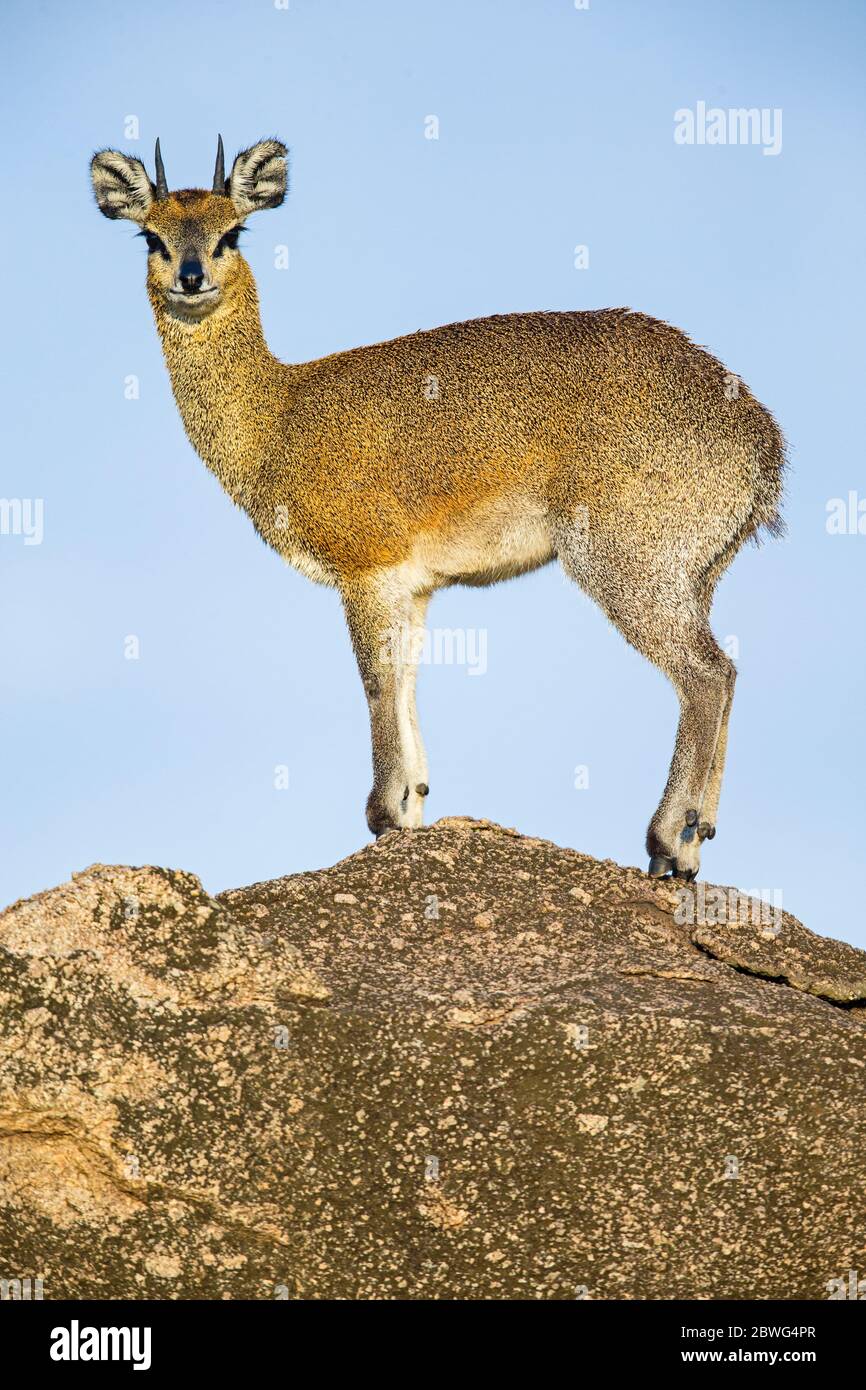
[[3, 1296, 860, 1375]]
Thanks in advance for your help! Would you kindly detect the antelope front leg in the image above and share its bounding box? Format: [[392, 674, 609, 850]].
[[341, 575, 429, 836]]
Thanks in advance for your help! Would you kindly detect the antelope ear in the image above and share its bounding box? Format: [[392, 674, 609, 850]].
[[227, 139, 288, 215], [90, 150, 154, 223]]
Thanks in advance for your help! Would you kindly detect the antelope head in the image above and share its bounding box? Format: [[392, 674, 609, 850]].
[[90, 136, 287, 323]]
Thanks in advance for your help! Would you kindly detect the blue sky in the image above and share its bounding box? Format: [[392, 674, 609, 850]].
[[2, 0, 864, 945]]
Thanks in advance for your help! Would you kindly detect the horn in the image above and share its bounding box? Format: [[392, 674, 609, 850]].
[[154, 137, 169, 199], [212, 134, 225, 193]]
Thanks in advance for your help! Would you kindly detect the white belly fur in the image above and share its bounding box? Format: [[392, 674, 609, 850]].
[[415, 494, 554, 587]]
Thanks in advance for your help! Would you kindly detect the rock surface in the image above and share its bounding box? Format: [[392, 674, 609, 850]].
[[1, 818, 864, 1300]]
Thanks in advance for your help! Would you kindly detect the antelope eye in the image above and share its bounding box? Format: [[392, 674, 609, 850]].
[[140, 230, 169, 259], [214, 226, 243, 257]]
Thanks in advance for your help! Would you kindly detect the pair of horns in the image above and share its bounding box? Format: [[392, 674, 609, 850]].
[[153, 135, 225, 199]]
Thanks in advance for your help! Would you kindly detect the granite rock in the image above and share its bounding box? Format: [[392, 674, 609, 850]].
[[1, 819, 863, 1299]]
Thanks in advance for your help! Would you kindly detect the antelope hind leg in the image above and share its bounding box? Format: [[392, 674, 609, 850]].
[[645, 632, 735, 880]]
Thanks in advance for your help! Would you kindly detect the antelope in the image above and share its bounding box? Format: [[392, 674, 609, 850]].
[[91, 136, 785, 880]]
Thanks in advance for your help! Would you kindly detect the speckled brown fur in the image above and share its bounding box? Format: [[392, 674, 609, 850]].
[[91, 138, 785, 876]]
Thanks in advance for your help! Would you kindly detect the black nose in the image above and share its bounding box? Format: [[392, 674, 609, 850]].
[[179, 259, 204, 293]]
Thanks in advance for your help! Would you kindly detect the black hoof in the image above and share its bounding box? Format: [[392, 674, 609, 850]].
[[647, 854, 674, 878], [699, 822, 716, 842], [685, 809, 698, 827], [401, 786, 410, 803], [416, 782, 429, 797], [674, 866, 697, 882]]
